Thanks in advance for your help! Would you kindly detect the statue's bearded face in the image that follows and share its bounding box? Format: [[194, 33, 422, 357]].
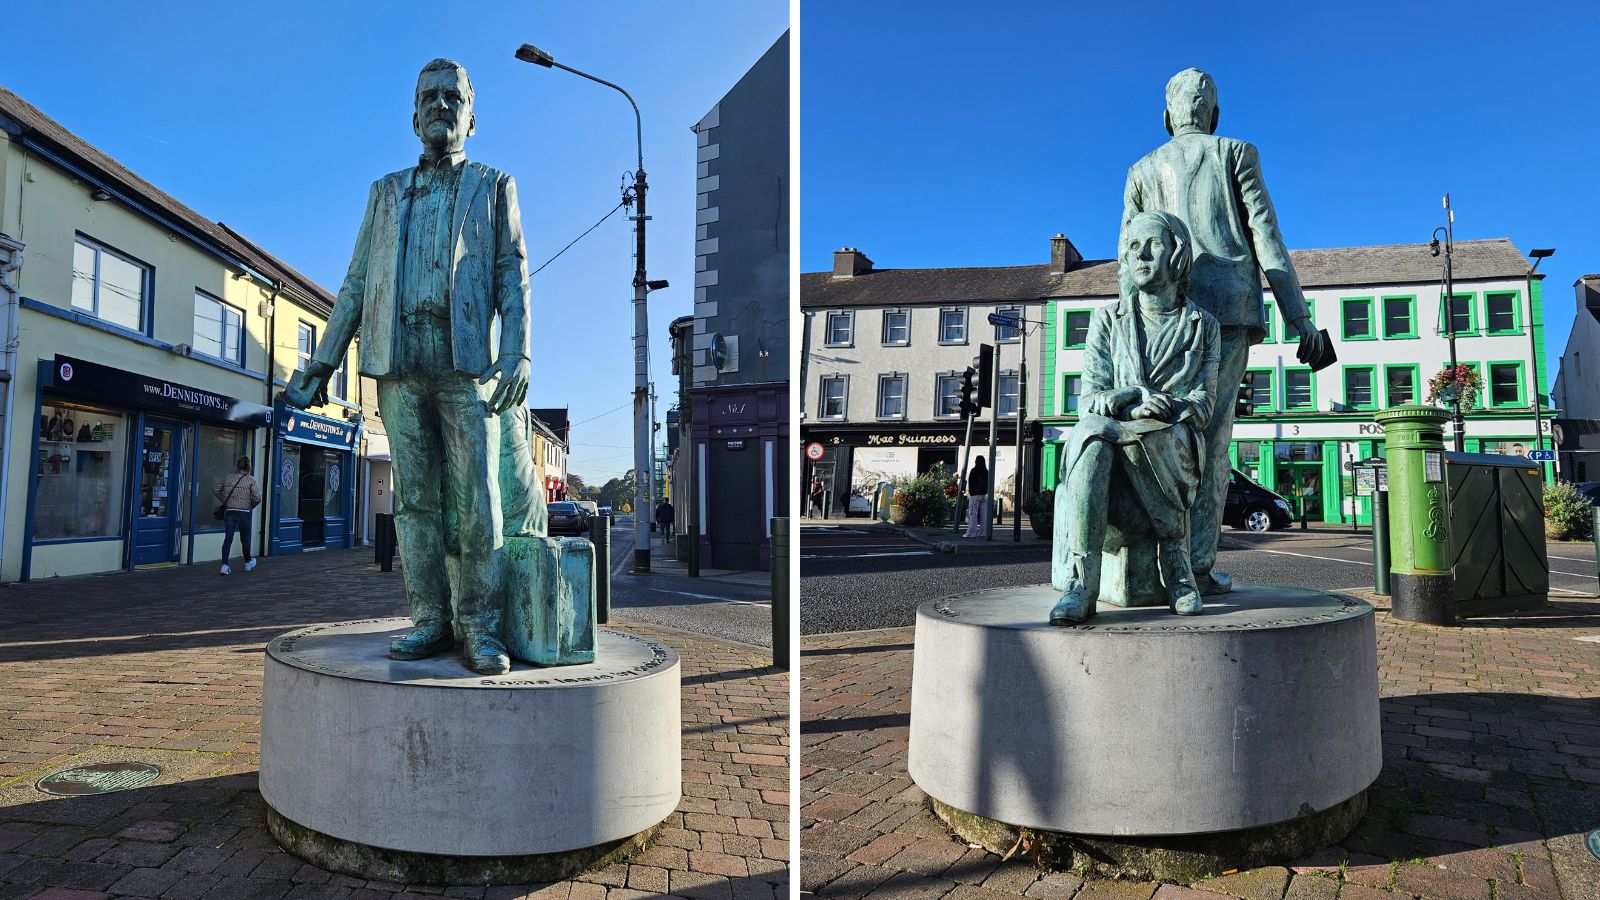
[[1124, 218, 1177, 295], [414, 67, 474, 154]]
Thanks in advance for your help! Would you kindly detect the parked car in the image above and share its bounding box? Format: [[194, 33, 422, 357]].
[[548, 501, 589, 536], [1223, 468, 1293, 532], [1574, 482, 1600, 505], [573, 500, 599, 520], [597, 506, 613, 518]]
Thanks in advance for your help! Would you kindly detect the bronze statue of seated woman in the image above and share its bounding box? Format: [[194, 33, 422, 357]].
[[1049, 211, 1221, 626]]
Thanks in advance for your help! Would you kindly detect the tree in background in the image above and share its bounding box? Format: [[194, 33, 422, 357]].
[[596, 470, 637, 511], [565, 473, 587, 501]]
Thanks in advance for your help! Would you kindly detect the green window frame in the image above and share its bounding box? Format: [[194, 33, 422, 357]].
[[1282, 367, 1315, 411], [1460, 362, 1484, 409], [1439, 292, 1478, 337], [1486, 360, 1526, 408], [1342, 365, 1377, 411], [1340, 296, 1375, 341], [1381, 294, 1417, 339], [1484, 291, 1521, 335], [1061, 309, 1093, 349], [1281, 297, 1315, 343], [1260, 302, 1276, 343], [1384, 364, 1420, 407], [1062, 372, 1082, 414], [1245, 367, 1274, 413]]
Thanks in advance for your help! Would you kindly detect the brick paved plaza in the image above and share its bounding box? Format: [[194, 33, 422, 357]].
[[0, 549, 789, 900], [800, 594, 1600, 900]]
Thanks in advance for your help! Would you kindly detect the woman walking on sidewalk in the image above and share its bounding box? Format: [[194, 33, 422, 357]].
[[962, 456, 989, 538], [216, 455, 262, 574]]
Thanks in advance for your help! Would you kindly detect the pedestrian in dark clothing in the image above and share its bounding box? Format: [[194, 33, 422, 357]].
[[656, 499, 675, 542], [963, 456, 990, 537]]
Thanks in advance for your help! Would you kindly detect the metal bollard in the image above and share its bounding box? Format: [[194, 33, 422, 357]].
[[375, 513, 396, 572], [770, 516, 789, 670], [593, 514, 612, 624], [1372, 489, 1390, 595], [1592, 507, 1600, 585]]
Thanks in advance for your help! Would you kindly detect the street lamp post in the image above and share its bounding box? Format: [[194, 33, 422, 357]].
[[517, 43, 667, 574], [1527, 248, 1555, 475], [1430, 194, 1464, 452]]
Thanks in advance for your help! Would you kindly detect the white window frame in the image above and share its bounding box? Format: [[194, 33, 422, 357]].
[[824, 310, 854, 347], [881, 308, 911, 346], [819, 375, 849, 421], [935, 373, 962, 419], [997, 370, 1021, 418], [876, 373, 908, 420], [994, 306, 1022, 343], [296, 322, 316, 375], [938, 307, 968, 344], [72, 235, 151, 334], [192, 290, 244, 364]]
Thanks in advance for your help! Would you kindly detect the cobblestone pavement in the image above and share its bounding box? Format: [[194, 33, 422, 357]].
[[800, 594, 1600, 899], [0, 548, 789, 899]]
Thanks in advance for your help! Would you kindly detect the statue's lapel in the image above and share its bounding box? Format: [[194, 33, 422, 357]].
[[451, 163, 488, 259]]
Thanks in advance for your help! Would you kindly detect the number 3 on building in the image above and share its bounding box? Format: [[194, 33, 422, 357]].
[[1292, 425, 1301, 436]]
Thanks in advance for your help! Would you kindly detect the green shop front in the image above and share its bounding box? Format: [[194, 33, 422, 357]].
[[1039, 412, 1551, 528], [269, 404, 359, 554], [23, 355, 271, 580]]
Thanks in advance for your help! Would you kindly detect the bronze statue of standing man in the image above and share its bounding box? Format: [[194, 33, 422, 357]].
[[1121, 68, 1331, 596], [285, 58, 531, 675]]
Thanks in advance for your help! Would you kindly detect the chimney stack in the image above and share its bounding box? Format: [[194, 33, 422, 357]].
[[1050, 234, 1082, 274], [833, 247, 873, 279]]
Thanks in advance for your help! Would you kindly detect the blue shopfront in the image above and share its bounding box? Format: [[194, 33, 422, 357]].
[[269, 404, 359, 554], [23, 355, 272, 580]]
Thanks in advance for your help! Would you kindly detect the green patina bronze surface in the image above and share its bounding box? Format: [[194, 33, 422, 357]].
[[1048, 212, 1219, 625], [1121, 68, 1331, 591], [930, 792, 1367, 883], [284, 59, 590, 674]]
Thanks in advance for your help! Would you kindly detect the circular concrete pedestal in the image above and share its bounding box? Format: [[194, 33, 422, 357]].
[[260, 619, 680, 882], [908, 584, 1380, 875]]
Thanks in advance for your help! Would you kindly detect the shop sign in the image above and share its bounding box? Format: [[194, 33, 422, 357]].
[[865, 432, 960, 447], [52, 356, 271, 427], [280, 407, 357, 448]]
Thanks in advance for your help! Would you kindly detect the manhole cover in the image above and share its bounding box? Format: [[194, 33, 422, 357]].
[[1588, 828, 1600, 862], [37, 762, 160, 796]]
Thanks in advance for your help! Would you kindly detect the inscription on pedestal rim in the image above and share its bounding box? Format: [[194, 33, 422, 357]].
[[267, 619, 675, 687], [38, 762, 161, 796], [929, 586, 1369, 632]]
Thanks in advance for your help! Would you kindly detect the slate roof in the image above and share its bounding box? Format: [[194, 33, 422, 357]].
[[0, 85, 335, 308], [530, 408, 570, 447], [801, 239, 1532, 309]]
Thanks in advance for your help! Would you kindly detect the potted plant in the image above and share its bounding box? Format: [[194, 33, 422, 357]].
[[1426, 364, 1483, 410], [1024, 488, 1055, 538]]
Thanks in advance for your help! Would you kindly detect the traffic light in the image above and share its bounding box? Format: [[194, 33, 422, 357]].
[[959, 366, 981, 417], [975, 344, 994, 408], [1235, 377, 1254, 418]]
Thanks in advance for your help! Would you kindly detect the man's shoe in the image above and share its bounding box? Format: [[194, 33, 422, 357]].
[[465, 634, 511, 676], [219, 564, 230, 576], [1171, 585, 1204, 616], [1195, 570, 1233, 596], [1049, 587, 1095, 626], [390, 622, 453, 660], [245, 559, 257, 572]]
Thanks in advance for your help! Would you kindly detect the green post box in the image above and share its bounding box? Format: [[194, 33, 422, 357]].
[[1373, 405, 1455, 625]]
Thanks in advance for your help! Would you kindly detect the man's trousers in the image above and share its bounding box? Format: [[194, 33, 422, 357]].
[[1189, 324, 1253, 576]]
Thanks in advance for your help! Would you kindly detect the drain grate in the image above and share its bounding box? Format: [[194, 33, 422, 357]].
[[37, 762, 160, 796]]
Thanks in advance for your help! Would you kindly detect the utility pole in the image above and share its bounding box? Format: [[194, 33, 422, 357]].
[[1432, 194, 1464, 452]]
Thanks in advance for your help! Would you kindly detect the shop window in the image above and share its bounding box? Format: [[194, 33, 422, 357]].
[[1341, 297, 1374, 341], [198, 426, 249, 526], [1274, 442, 1323, 461], [876, 373, 907, 420], [1382, 295, 1417, 339], [935, 374, 962, 418], [1062, 310, 1092, 349], [996, 371, 1020, 418], [881, 309, 910, 346], [193, 292, 244, 364], [824, 311, 853, 346], [33, 401, 127, 539], [939, 308, 967, 344], [282, 444, 345, 544], [72, 237, 149, 333]]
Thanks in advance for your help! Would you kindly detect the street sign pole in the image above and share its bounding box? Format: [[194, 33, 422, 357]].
[[955, 408, 975, 535], [986, 340, 1001, 541]]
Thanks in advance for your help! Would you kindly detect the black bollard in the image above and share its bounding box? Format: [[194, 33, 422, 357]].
[[593, 514, 611, 624]]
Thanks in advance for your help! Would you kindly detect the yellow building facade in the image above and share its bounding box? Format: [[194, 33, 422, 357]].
[[0, 86, 371, 581]]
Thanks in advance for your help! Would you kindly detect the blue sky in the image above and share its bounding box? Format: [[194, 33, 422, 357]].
[[6, 0, 787, 482], [800, 0, 1600, 390]]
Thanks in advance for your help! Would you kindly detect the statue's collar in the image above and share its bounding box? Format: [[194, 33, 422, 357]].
[[418, 149, 467, 171]]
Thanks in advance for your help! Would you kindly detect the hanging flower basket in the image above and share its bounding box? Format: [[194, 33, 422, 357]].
[[1426, 364, 1482, 410]]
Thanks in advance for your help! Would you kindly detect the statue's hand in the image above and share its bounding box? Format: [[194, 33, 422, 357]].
[[283, 361, 333, 409], [1131, 393, 1175, 421], [480, 355, 530, 414], [1294, 318, 1329, 363]]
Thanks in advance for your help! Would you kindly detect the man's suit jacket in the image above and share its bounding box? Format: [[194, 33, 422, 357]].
[[315, 160, 529, 378], [1121, 133, 1310, 342]]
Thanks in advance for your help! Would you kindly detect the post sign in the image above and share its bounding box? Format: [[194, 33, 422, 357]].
[[987, 312, 1021, 329]]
